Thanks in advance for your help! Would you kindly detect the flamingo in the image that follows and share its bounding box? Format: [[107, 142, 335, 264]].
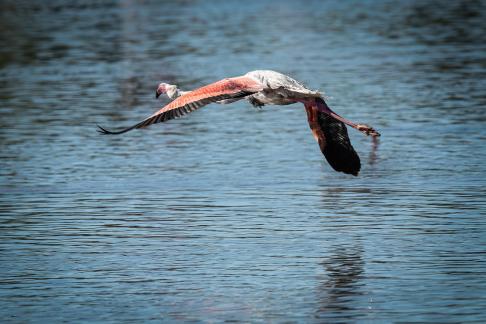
[[98, 70, 380, 176]]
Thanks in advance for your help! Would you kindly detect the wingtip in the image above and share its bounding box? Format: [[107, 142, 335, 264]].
[[97, 124, 115, 135], [340, 167, 359, 176]]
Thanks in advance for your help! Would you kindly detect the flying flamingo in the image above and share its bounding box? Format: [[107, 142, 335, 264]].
[[98, 70, 380, 175]]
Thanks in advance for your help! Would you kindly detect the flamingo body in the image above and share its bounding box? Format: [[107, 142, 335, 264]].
[[244, 70, 321, 106]]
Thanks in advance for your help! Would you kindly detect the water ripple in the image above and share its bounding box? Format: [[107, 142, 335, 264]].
[[1, 0, 486, 322]]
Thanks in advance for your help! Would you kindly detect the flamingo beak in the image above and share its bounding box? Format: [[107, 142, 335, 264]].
[[155, 84, 166, 99]]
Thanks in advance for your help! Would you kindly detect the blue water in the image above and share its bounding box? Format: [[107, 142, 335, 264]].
[[1, 0, 486, 322]]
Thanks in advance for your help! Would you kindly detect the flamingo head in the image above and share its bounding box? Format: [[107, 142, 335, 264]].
[[156, 83, 172, 99], [156, 82, 182, 100]]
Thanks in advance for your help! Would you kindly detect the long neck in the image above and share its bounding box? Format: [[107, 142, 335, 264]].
[[166, 86, 188, 100]]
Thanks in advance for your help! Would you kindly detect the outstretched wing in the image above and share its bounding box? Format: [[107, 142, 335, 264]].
[[98, 76, 264, 135], [305, 102, 361, 176]]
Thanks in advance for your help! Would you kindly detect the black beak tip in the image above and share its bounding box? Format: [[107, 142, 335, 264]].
[[155, 91, 160, 99]]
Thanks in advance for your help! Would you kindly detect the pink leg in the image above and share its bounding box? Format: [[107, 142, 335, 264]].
[[314, 99, 380, 137]]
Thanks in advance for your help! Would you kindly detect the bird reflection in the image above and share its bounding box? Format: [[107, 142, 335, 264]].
[[316, 244, 365, 318], [369, 136, 379, 166]]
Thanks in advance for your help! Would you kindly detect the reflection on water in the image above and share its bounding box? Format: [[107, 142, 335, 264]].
[[317, 244, 365, 319], [1, 0, 486, 322], [369, 136, 380, 166]]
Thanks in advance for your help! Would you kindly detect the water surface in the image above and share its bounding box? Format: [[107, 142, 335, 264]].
[[1, 0, 486, 322]]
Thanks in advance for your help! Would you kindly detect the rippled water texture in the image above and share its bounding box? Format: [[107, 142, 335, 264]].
[[1, 0, 486, 322]]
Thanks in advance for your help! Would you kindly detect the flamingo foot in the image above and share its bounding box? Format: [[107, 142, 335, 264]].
[[356, 124, 380, 137]]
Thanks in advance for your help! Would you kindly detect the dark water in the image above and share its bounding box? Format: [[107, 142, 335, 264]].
[[1, 0, 486, 322]]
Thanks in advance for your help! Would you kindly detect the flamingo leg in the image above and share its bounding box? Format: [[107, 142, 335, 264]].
[[314, 98, 380, 137]]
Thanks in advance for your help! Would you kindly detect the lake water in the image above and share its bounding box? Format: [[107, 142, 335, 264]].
[[1, 0, 486, 322]]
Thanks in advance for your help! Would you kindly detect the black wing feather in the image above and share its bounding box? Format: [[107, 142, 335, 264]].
[[317, 112, 361, 176]]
